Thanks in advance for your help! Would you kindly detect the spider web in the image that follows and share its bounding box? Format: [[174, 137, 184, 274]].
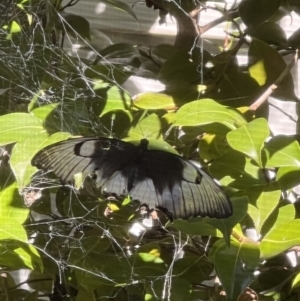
[[0, 1, 217, 300]]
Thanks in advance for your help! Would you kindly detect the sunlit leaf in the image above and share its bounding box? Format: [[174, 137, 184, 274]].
[[0, 217, 27, 242], [10, 21, 21, 34], [260, 205, 300, 259], [249, 60, 267, 86], [125, 113, 162, 140], [30, 103, 60, 121], [0, 113, 43, 145], [173, 99, 246, 130], [291, 273, 300, 289], [0, 182, 29, 223], [264, 135, 300, 167], [133, 92, 176, 110], [227, 118, 269, 167], [100, 86, 131, 116], [10, 132, 70, 190], [246, 183, 281, 234]]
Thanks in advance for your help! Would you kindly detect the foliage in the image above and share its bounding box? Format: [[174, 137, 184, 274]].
[[0, 0, 300, 300]]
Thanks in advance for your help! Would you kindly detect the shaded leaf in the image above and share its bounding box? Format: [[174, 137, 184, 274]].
[[287, 27, 300, 49], [239, 0, 282, 28], [252, 22, 287, 46], [276, 166, 300, 190], [58, 13, 91, 40], [248, 39, 296, 100], [100, 0, 138, 22], [215, 240, 260, 301], [206, 196, 248, 243], [158, 49, 200, 85]]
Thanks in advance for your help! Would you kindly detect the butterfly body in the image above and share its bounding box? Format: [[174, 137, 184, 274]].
[[32, 137, 232, 220]]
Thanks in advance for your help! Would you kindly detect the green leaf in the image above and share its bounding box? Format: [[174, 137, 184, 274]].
[[85, 65, 131, 86], [246, 183, 281, 234], [170, 219, 217, 236], [214, 241, 260, 301], [206, 196, 248, 244], [227, 118, 269, 167], [30, 103, 59, 121], [249, 60, 267, 86], [260, 205, 300, 259], [58, 13, 91, 40], [138, 253, 163, 264], [173, 255, 213, 284], [0, 113, 43, 145], [0, 182, 29, 224], [0, 216, 27, 242], [158, 49, 201, 85], [126, 113, 162, 140], [100, 0, 138, 22], [252, 22, 287, 46], [209, 150, 263, 189], [199, 133, 227, 162], [264, 135, 300, 167], [291, 272, 300, 289], [239, 0, 282, 28], [100, 86, 131, 116], [287, 27, 300, 49], [173, 99, 246, 131], [10, 21, 21, 34], [133, 92, 176, 110], [14, 244, 43, 271], [248, 39, 296, 100], [10, 132, 70, 190], [151, 44, 179, 61], [276, 166, 300, 190], [99, 43, 137, 59]]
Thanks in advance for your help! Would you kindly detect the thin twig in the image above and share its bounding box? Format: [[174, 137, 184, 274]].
[[198, 8, 239, 35], [60, 0, 80, 11], [250, 50, 298, 111]]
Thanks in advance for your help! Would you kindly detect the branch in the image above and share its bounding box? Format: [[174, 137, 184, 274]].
[[198, 8, 239, 35], [249, 50, 298, 112]]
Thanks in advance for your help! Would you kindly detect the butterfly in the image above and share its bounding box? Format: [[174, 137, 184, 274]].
[[31, 137, 232, 220]]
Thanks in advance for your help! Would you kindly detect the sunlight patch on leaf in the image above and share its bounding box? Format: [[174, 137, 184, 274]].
[[249, 60, 267, 86]]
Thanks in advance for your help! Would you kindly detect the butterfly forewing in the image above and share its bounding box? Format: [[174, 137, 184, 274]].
[[31, 137, 232, 219]]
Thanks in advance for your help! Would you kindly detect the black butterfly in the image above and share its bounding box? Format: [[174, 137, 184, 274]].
[[31, 137, 232, 220]]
